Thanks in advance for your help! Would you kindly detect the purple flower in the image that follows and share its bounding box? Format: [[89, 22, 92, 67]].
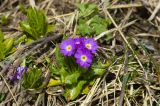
[[60, 38, 76, 56], [83, 38, 98, 53], [10, 66, 27, 81], [74, 48, 93, 68], [16, 67, 27, 79], [74, 38, 81, 45]]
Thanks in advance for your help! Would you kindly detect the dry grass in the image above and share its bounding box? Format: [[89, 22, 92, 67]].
[[0, 0, 160, 106]]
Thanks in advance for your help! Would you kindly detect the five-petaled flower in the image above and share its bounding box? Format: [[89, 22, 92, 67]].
[[60, 38, 76, 56], [74, 48, 92, 68], [83, 38, 98, 53]]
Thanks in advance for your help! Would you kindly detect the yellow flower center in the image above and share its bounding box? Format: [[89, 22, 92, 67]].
[[86, 44, 91, 49], [81, 55, 87, 62], [66, 45, 72, 51]]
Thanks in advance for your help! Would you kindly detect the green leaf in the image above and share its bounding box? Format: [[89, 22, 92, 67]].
[[49, 64, 61, 76], [20, 7, 53, 40], [82, 85, 90, 94], [0, 42, 5, 60], [55, 45, 65, 67], [20, 21, 32, 36], [0, 93, 6, 103], [47, 79, 61, 87], [27, 7, 47, 38], [91, 61, 111, 76], [77, 22, 93, 35], [0, 30, 4, 42], [25, 37, 34, 44], [14, 34, 27, 45], [92, 23, 106, 34], [64, 80, 87, 101], [60, 67, 69, 84], [65, 71, 80, 85], [0, 15, 8, 25], [22, 68, 43, 89], [3, 38, 14, 54], [78, 3, 97, 17], [7, 47, 16, 55], [90, 15, 112, 35], [76, 15, 112, 36], [47, 25, 54, 33]]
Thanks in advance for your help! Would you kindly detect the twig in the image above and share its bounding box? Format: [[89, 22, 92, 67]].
[[23, 34, 61, 48], [35, 93, 44, 106], [0, 91, 24, 105], [135, 33, 160, 37], [118, 46, 129, 106], [94, 19, 137, 40], [107, 3, 142, 9], [149, 0, 160, 21], [80, 78, 101, 106], [0, 74, 19, 106], [29, 0, 36, 7]]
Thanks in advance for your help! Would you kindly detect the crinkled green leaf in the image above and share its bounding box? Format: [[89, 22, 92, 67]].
[[60, 67, 69, 84], [77, 23, 93, 35], [92, 23, 107, 34], [90, 15, 112, 35], [55, 45, 65, 67], [65, 71, 80, 85], [49, 64, 61, 76], [91, 15, 112, 26], [47, 79, 61, 87], [64, 80, 87, 101], [14, 34, 27, 45], [77, 15, 112, 36], [78, 3, 97, 17], [0, 30, 4, 42], [7, 47, 16, 56], [20, 7, 53, 40], [0, 42, 5, 60], [82, 86, 90, 94], [3, 38, 14, 54], [27, 7, 47, 38], [25, 37, 34, 44], [91, 61, 111, 76], [22, 68, 43, 89], [20, 21, 32, 36]]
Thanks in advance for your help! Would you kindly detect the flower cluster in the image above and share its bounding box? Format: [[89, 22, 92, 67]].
[[10, 66, 27, 82], [60, 37, 98, 68]]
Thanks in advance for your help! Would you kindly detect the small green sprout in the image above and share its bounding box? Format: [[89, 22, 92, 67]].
[[20, 7, 54, 40], [22, 68, 43, 90]]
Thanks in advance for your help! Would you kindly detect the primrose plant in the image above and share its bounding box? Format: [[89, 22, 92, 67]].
[[48, 37, 109, 101]]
